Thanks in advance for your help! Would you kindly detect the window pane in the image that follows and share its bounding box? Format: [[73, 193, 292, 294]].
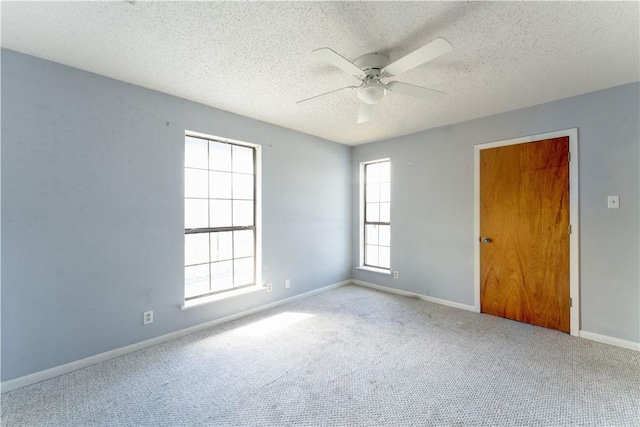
[[185, 137, 208, 169], [234, 257, 254, 286], [234, 229, 254, 259], [185, 168, 208, 199], [365, 224, 379, 245], [185, 264, 210, 298], [232, 145, 254, 174], [185, 199, 208, 229], [378, 246, 391, 269], [185, 137, 258, 299], [209, 171, 232, 199], [366, 203, 379, 222], [379, 161, 390, 183], [185, 233, 209, 266], [233, 173, 254, 200], [233, 200, 254, 226], [366, 183, 380, 203], [211, 260, 233, 292], [365, 245, 379, 266], [379, 225, 391, 247], [366, 163, 380, 184], [209, 141, 232, 172], [380, 182, 390, 202], [211, 231, 233, 262], [362, 160, 390, 271], [210, 200, 232, 228], [379, 202, 390, 222]]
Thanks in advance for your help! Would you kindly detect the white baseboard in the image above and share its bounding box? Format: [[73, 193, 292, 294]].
[[579, 330, 640, 351], [5, 280, 636, 394], [353, 280, 640, 352], [352, 280, 476, 312], [1, 279, 351, 394]]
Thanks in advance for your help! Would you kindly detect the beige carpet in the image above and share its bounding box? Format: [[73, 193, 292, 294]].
[[2, 284, 639, 426]]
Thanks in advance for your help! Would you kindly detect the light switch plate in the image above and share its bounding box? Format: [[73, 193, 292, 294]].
[[607, 195, 619, 209]]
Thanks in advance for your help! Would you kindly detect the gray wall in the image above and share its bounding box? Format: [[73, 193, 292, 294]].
[[2, 48, 638, 383], [1, 49, 352, 381], [352, 82, 640, 343]]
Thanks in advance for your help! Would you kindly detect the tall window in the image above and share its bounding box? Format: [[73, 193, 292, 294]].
[[184, 135, 257, 300], [363, 159, 391, 269]]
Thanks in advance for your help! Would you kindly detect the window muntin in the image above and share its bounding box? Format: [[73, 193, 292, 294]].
[[363, 160, 390, 269], [184, 135, 256, 300]]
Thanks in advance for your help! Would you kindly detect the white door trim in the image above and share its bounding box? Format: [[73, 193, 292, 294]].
[[473, 128, 580, 336]]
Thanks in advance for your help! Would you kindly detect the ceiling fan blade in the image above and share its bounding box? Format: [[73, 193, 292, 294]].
[[296, 86, 357, 104], [382, 38, 452, 77], [312, 48, 365, 79], [387, 81, 446, 103], [357, 102, 374, 124]]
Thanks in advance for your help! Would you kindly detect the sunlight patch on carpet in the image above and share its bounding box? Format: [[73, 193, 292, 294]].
[[232, 312, 314, 337]]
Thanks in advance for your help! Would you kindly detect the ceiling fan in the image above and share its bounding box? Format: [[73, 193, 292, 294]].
[[297, 38, 452, 124]]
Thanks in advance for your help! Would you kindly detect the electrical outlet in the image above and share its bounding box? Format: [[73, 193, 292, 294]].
[[266, 282, 273, 292], [393, 271, 399, 279], [285, 279, 290, 289], [144, 310, 153, 325]]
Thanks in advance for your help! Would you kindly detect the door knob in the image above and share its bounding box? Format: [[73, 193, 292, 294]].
[[481, 237, 492, 243]]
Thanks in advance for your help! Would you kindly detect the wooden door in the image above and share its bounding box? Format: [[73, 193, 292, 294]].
[[480, 137, 570, 332]]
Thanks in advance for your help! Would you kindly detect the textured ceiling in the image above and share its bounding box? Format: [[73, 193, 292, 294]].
[[2, 1, 639, 145]]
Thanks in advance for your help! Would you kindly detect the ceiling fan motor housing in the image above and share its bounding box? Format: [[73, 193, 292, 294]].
[[354, 52, 390, 78], [355, 53, 390, 104]]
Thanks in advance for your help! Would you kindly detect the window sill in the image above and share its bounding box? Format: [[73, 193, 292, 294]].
[[181, 285, 264, 310], [356, 266, 391, 275]]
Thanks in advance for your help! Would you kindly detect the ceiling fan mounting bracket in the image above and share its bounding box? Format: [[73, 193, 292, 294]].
[[354, 53, 390, 79]]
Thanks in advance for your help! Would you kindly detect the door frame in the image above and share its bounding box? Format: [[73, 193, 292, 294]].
[[473, 128, 579, 336]]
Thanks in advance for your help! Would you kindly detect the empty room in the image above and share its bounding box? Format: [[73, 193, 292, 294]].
[[1, 2, 639, 426]]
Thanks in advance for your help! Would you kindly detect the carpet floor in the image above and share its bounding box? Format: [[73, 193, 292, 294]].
[[2, 284, 639, 426]]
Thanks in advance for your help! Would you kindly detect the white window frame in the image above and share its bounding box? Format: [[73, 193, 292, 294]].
[[182, 131, 262, 308], [358, 158, 391, 274]]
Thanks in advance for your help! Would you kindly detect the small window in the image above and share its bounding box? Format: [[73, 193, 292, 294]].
[[361, 159, 391, 269], [184, 135, 258, 300]]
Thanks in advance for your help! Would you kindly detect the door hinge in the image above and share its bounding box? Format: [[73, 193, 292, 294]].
[[569, 224, 572, 235], [570, 298, 573, 308], [568, 152, 571, 162]]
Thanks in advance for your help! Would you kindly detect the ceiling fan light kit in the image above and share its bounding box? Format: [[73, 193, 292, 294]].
[[358, 83, 387, 105], [298, 38, 453, 123]]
